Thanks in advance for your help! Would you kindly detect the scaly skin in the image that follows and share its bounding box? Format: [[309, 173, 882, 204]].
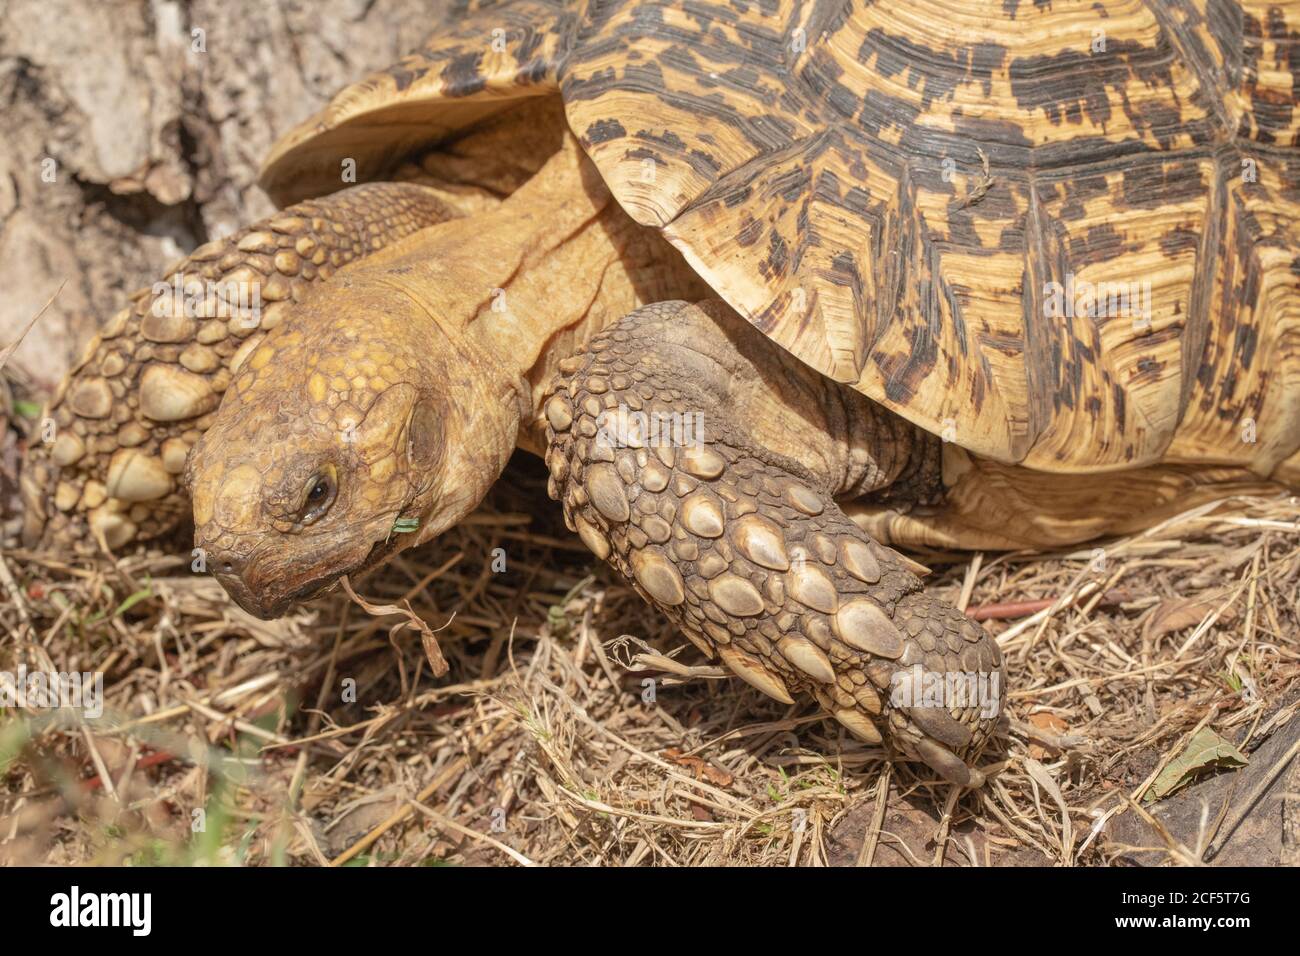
[[542, 302, 1005, 785], [181, 140, 1001, 784], [185, 134, 704, 617], [21, 183, 456, 554]]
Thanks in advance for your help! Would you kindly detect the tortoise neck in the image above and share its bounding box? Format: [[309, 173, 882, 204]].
[[353, 131, 707, 456]]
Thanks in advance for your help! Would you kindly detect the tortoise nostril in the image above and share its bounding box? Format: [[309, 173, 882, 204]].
[[209, 553, 240, 576]]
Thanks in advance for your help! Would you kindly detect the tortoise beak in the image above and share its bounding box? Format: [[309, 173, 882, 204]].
[[214, 566, 343, 620], [214, 571, 287, 620], [209, 524, 403, 620]]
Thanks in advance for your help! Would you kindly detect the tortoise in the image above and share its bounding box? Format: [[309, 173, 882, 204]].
[[21, 0, 1300, 787]]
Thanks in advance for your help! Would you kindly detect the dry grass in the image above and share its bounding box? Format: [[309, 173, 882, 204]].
[[2, 400, 1299, 865]]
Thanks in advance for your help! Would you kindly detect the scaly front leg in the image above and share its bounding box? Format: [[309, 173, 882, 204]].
[[544, 301, 1005, 787]]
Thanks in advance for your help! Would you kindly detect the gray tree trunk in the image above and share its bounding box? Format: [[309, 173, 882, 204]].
[[0, 0, 439, 388]]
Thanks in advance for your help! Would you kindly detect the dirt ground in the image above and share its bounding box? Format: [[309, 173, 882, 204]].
[[2, 0, 1299, 867], [2, 420, 1298, 864]]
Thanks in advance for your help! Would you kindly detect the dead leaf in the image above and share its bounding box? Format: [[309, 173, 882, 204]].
[[1027, 712, 1069, 760], [340, 575, 450, 676], [1144, 727, 1249, 803], [662, 747, 733, 788], [1023, 757, 1074, 859], [1145, 594, 1237, 640]]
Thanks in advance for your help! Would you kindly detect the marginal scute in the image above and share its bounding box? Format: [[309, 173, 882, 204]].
[[229, 335, 263, 374]]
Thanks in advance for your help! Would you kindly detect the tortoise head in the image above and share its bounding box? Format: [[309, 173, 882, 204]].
[[184, 300, 463, 620]]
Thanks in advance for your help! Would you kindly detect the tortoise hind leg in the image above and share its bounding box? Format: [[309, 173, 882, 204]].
[[22, 182, 455, 554], [543, 301, 1006, 787]]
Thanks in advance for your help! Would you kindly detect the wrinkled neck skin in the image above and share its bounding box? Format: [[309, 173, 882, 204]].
[[361, 133, 705, 543], [187, 133, 701, 617]]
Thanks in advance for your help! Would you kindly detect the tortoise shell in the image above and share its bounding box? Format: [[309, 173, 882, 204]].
[[262, 0, 1300, 484]]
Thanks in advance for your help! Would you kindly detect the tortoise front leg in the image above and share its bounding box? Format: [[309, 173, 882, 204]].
[[543, 301, 1005, 786]]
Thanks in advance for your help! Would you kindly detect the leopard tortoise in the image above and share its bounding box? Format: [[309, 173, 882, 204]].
[[21, 0, 1300, 786]]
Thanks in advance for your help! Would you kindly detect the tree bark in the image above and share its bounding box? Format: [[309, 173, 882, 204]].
[[0, 0, 440, 388]]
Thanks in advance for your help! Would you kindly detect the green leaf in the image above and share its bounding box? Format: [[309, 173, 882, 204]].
[[547, 603, 571, 638], [12, 399, 41, 419], [113, 586, 154, 616], [1144, 727, 1249, 803], [85, 585, 154, 625], [392, 517, 420, 534], [0, 719, 31, 776]]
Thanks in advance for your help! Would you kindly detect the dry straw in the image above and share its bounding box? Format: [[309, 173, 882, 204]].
[[1, 445, 1297, 866]]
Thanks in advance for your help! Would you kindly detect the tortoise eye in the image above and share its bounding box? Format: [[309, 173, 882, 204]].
[[298, 467, 337, 525]]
